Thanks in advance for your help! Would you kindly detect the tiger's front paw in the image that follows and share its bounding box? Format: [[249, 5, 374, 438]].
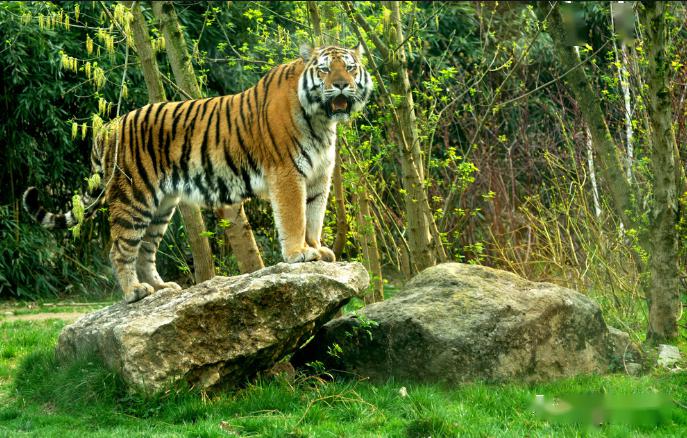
[[124, 282, 155, 304], [285, 246, 321, 263], [317, 246, 336, 262], [154, 281, 182, 291]]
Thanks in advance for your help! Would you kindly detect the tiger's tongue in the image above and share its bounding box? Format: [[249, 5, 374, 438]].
[[332, 95, 348, 111]]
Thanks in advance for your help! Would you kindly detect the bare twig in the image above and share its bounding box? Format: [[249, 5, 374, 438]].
[[160, 72, 194, 100]]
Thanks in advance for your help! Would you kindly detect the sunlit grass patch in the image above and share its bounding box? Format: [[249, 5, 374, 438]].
[[0, 320, 65, 381]]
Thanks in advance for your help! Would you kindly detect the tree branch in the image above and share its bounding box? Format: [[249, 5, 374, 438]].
[[342, 1, 389, 59]]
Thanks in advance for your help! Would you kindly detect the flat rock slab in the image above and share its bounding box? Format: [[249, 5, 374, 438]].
[[56, 262, 369, 392], [293, 263, 628, 383]]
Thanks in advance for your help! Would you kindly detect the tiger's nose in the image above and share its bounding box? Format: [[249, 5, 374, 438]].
[[333, 81, 348, 90]]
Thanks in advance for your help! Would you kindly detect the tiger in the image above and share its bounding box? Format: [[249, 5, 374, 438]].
[[23, 44, 373, 303]]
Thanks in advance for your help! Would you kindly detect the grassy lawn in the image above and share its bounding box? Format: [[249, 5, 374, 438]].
[[0, 312, 685, 437]]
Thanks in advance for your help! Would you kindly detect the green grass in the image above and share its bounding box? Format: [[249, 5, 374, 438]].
[[0, 319, 686, 437], [0, 300, 116, 317]]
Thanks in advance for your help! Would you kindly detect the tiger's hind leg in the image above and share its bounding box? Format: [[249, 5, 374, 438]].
[[136, 195, 182, 292]]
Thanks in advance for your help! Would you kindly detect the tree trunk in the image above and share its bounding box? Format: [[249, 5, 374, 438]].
[[151, 2, 201, 95], [331, 150, 349, 258], [343, 0, 446, 273], [128, 2, 165, 102], [355, 191, 384, 303], [342, 133, 384, 302], [307, 1, 322, 43], [585, 125, 602, 218], [384, 1, 437, 273], [547, 5, 635, 229], [152, 1, 263, 274], [639, 1, 680, 343], [618, 41, 634, 182], [215, 207, 263, 273], [573, 47, 601, 218], [128, 1, 215, 284], [610, 2, 635, 182]]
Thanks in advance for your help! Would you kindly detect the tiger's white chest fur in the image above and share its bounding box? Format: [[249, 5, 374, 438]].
[[305, 140, 336, 182], [300, 115, 337, 184]]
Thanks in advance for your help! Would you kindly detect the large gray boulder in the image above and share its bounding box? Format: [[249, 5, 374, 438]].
[[293, 263, 630, 383], [56, 262, 369, 392]]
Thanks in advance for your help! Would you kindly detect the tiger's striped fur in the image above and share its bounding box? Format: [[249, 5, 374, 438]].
[[23, 45, 373, 303]]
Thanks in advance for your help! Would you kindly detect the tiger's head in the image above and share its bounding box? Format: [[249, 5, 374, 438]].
[[298, 44, 373, 122]]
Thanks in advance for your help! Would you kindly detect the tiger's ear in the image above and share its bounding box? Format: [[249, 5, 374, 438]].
[[299, 44, 314, 61], [352, 42, 365, 58]]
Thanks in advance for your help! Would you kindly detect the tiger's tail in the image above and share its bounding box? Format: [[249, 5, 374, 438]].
[[23, 131, 108, 230]]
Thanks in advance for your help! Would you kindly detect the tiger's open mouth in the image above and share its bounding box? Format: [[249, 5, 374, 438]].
[[327, 95, 351, 115]]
